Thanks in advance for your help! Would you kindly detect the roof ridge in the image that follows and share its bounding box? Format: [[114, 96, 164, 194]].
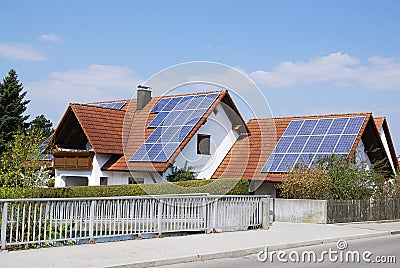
[[248, 112, 372, 122]]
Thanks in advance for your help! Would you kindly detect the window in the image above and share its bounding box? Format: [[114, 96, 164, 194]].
[[128, 177, 144, 184], [197, 134, 211, 155], [100, 177, 108, 185]]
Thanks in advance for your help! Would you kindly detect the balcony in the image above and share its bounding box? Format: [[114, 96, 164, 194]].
[[53, 151, 95, 171]]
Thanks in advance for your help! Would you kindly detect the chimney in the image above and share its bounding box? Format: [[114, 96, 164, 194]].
[[136, 85, 152, 111]]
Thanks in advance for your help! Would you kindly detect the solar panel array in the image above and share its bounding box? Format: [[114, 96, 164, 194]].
[[262, 116, 366, 173], [129, 93, 220, 162], [91, 101, 126, 110]]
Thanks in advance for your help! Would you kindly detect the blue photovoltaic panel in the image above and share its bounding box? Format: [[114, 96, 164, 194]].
[[302, 136, 324, 153], [148, 112, 169, 127], [343, 116, 365, 134], [327, 117, 349, 134], [185, 95, 206, 110], [287, 136, 309, 153], [262, 153, 284, 172], [261, 116, 366, 173], [334, 135, 357, 153], [276, 154, 299, 172], [283, 120, 303, 136], [92, 102, 126, 110], [318, 135, 340, 153], [175, 96, 194, 110], [151, 98, 172, 113], [274, 136, 294, 153], [162, 97, 183, 112], [130, 92, 220, 162], [312, 154, 331, 165], [296, 154, 314, 167], [312, 118, 333, 135], [298, 120, 318, 135]]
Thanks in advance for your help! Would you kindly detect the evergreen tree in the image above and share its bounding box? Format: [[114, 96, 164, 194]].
[[0, 69, 30, 153], [28, 114, 54, 138]]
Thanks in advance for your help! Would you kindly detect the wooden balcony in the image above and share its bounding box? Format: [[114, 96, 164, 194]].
[[53, 151, 95, 171]]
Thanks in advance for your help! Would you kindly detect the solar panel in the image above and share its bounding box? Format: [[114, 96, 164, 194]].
[[262, 116, 366, 173], [283, 120, 303, 136], [318, 135, 340, 153], [275, 136, 294, 153], [312, 118, 333, 135], [343, 116, 365, 134], [130, 93, 220, 162], [327, 117, 349, 134], [92, 101, 126, 110], [287, 136, 309, 153], [276, 154, 299, 172], [298, 120, 318, 135], [151, 98, 171, 113]]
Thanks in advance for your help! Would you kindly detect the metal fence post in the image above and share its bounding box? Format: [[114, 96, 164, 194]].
[[1, 202, 8, 250], [212, 198, 218, 232], [261, 197, 270, 229], [89, 200, 96, 242], [157, 200, 163, 236]]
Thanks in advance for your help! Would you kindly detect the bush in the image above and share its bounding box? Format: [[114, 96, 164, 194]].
[[277, 155, 387, 200], [0, 178, 249, 199]]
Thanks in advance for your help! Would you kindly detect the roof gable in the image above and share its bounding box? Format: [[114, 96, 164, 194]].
[[214, 112, 396, 181]]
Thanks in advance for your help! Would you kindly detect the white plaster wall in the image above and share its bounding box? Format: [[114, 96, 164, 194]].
[[380, 129, 395, 173], [355, 139, 372, 170], [54, 170, 91, 187], [169, 103, 240, 180]]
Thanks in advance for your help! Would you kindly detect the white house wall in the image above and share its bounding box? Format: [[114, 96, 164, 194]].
[[380, 129, 396, 173], [355, 139, 372, 169], [170, 103, 240, 180]]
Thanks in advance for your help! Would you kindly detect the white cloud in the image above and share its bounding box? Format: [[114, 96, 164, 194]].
[[39, 33, 62, 43], [0, 43, 45, 61], [250, 52, 400, 90], [26, 64, 143, 103]]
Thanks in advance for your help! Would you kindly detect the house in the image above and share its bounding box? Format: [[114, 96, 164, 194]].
[[51, 89, 247, 187], [213, 113, 399, 197]]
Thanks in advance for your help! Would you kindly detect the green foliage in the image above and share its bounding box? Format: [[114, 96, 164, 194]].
[[0, 129, 50, 188], [166, 164, 197, 182], [277, 165, 330, 199], [0, 178, 249, 199], [0, 69, 30, 154], [28, 114, 54, 138], [278, 155, 386, 200]]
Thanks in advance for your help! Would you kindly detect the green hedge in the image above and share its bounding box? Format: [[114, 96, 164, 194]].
[[0, 178, 249, 199]]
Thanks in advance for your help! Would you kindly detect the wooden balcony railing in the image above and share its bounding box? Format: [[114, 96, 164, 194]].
[[53, 151, 94, 170]]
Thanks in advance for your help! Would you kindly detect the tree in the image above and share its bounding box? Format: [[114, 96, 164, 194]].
[[28, 114, 54, 137], [0, 129, 49, 188], [166, 164, 197, 182], [277, 155, 386, 200], [0, 69, 30, 154]]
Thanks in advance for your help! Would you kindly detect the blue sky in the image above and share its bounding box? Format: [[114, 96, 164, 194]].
[[1, 0, 400, 152]]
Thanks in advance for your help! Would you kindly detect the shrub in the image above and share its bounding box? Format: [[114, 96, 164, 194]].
[[0, 178, 249, 199], [277, 155, 387, 200]]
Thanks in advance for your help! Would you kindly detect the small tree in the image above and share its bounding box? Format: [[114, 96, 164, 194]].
[[0, 69, 30, 154], [0, 129, 49, 188], [166, 164, 197, 182], [277, 165, 330, 199]]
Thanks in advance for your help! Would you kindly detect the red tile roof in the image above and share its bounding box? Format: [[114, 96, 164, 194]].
[[213, 113, 380, 182], [54, 90, 246, 173]]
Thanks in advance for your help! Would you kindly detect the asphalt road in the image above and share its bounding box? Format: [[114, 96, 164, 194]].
[[160, 235, 400, 268]]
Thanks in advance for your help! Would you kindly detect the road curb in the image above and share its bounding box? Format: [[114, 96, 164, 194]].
[[108, 231, 390, 268]]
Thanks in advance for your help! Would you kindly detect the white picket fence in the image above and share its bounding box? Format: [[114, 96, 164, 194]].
[[0, 194, 268, 250]]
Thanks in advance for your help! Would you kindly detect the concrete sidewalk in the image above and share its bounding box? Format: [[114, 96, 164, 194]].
[[0, 221, 399, 268]]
